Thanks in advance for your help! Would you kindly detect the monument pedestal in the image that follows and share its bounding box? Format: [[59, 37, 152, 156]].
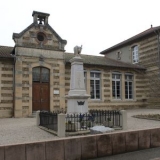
[[66, 95, 90, 114], [66, 55, 90, 114]]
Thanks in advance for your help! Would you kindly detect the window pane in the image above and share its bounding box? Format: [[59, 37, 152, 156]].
[[90, 73, 94, 77], [125, 78, 133, 99], [90, 72, 101, 99], [95, 73, 100, 78], [90, 80, 94, 85], [96, 80, 100, 84], [41, 68, 49, 82], [90, 80, 94, 99], [96, 94, 100, 99], [112, 74, 115, 79], [33, 67, 40, 82], [91, 93, 94, 99], [132, 46, 139, 63], [112, 74, 121, 99], [116, 75, 120, 79]]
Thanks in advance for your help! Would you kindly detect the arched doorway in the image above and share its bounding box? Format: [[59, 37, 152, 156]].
[[32, 67, 50, 111]]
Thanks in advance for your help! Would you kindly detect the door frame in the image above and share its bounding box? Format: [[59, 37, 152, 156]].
[[29, 62, 53, 114], [32, 75, 50, 112]]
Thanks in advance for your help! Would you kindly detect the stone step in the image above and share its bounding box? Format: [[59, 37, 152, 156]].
[[28, 111, 37, 118]]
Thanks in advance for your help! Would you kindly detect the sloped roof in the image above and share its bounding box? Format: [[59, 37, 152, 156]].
[[0, 45, 145, 70], [65, 53, 145, 70], [0, 46, 14, 58], [12, 24, 67, 45], [100, 26, 160, 54]]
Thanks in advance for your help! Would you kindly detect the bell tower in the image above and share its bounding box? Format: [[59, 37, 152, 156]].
[[32, 11, 50, 25], [13, 11, 67, 51]]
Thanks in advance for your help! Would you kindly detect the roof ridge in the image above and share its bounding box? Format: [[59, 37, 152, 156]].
[[0, 45, 14, 48], [65, 52, 104, 58], [100, 25, 160, 54]]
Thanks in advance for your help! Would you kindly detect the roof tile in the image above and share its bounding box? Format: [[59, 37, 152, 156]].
[[0, 46, 14, 58], [65, 53, 145, 70]]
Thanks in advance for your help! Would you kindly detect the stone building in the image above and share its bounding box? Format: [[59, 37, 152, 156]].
[[0, 11, 147, 118], [100, 26, 160, 108]]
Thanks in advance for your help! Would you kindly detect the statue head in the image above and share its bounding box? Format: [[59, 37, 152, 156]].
[[74, 45, 82, 56]]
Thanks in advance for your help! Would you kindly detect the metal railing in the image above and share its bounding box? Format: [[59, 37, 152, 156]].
[[65, 110, 121, 132], [39, 111, 58, 131], [39, 110, 121, 132], [65, 113, 94, 132], [89, 110, 121, 127]]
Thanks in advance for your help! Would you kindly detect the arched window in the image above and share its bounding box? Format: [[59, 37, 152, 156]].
[[33, 67, 49, 83]]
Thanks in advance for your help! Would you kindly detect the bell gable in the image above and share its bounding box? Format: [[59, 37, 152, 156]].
[[12, 11, 67, 51]]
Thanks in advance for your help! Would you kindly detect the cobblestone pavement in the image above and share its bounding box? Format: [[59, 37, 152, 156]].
[[0, 109, 160, 145]]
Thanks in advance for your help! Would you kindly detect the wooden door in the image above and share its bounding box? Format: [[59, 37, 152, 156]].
[[40, 83, 49, 111], [32, 83, 41, 111], [32, 67, 50, 111]]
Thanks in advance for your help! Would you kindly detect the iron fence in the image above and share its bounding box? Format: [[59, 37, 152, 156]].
[[89, 110, 121, 127], [39, 111, 58, 131], [65, 113, 94, 132], [39, 110, 122, 132]]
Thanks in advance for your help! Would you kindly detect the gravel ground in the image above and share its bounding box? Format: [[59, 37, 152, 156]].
[[0, 109, 160, 145], [126, 109, 160, 130], [0, 118, 59, 145]]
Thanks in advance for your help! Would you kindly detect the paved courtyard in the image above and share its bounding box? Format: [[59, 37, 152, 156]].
[[0, 109, 160, 145]]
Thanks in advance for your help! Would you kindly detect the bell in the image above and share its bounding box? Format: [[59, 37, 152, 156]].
[[39, 20, 42, 25]]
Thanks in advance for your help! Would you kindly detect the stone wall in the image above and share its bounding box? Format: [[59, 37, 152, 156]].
[[1, 127, 160, 160], [65, 64, 146, 110], [14, 47, 65, 117], [14, 25, 62, 51], [138, 35, 160, 107], [104, 33, 160, 108], [0, 60, 14, 118]]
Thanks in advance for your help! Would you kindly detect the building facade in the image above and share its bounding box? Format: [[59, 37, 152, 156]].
[[100, 26, 160, 108], [0, 11, 147, 118]]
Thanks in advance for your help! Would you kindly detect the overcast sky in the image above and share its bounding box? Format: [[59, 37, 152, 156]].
[[0, 0, 160, 56]]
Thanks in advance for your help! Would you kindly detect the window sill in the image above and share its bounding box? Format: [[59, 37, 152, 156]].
[[89, 99, 102, 103], [111, 99, 122, 102], [111, 99, 136, 102]]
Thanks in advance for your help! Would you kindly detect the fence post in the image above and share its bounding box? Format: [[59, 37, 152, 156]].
[[58, 113, 66, 137], [120, 110, 127, 130], [36, 110, 40, 126]]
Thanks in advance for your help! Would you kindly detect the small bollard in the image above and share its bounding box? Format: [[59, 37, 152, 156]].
[[58, 113, 66, 137], [120, 110, 127, 130]]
